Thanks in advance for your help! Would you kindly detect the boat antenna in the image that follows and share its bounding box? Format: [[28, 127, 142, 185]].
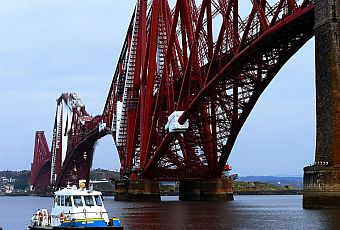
[[89, 181, 94, 192]]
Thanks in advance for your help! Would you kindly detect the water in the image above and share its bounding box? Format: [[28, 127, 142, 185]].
[[1, 195, 340, 230]]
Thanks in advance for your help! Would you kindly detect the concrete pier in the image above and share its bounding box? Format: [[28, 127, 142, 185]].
[[303, 0, 340, 208], [304, 165, 340, 208], [179, 180, 200, 201], [142, 180, 161, 201], [200, 178, 233, 201], [114, 180, 160, 201], [179, 178, 233, 201], [114, 180, 129, 201], [128, 180, 144, 201]]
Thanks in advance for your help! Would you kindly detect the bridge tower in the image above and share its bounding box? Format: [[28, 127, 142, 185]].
[[303, 0, 340, 208]]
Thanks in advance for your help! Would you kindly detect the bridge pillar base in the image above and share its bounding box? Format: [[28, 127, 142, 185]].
[[303, 166, 340, 209], [179, 180, 200, 201], [140, 180, 161, 202], [128, 180, 144, 201], [114, 180, 160, 201], [179, 179, 234, 201], [200, 178, 234, 201], [128, 180, 161, 202], [114, 180, 129, 201]]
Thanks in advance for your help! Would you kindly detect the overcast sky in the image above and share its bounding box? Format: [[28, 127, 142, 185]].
[[0, 1, 315, 176]]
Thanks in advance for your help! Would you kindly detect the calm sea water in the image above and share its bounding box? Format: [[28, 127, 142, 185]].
[[0, 195, 340, 230]]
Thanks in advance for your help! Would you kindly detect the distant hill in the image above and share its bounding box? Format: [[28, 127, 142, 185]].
[[0, 170, 31, 190], [237, 176, 303, 189], [89, 168, 120, 182], [0, 169, 303, 191]]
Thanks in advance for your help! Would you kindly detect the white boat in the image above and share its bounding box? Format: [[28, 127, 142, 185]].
[[29, 181, 123, 229]]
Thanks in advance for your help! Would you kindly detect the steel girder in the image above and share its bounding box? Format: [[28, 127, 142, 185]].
[[55, 131, 109, 187], [103, 0, 315, 180], [34, 0, 316, 188], [52, 96, 109, 188], [33, 93, 112, 188], [31, 131, 51, 191]]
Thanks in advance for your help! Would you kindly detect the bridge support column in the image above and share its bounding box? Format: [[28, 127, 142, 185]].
[[303, 0, 340, 208], [114, 180, 129, 201], [114, 180, 160, 201], [179, 180, 200, 201], [200, 178, 233, 201], [304, 165, 340, 208], [128, 180, 144, 201], [128, 180, 160, 201], [179, 179, 234, 201], [141, 180, 161, 201]]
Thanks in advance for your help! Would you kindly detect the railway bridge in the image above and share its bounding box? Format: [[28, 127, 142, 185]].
[[31, 0, 340, 207]]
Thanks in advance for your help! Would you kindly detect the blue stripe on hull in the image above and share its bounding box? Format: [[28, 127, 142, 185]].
[[61, 219, 107, 227]]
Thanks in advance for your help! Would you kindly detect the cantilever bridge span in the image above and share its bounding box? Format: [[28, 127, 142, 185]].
[[32, 0, 316, 199]]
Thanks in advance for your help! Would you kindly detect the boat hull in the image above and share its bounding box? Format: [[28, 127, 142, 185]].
[[29, 226, 124, 230]]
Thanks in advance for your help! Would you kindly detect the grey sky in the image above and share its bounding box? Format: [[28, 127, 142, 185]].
[[0, 1, 315, 176]]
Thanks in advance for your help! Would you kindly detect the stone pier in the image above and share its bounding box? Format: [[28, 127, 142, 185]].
[[114, 180, 160, 201], [179, 178, 233, 201], [142, 180, 161, 201], [200, 178, 233, 201], [304, 165, 340, 208], [179, 180, 201, 201], [303, 0, 340, 208], [114, 180, 129, 201]]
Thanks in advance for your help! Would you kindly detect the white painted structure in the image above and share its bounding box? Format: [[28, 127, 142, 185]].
[[50, 93, 90, 185], [165, 111, 189, 133]]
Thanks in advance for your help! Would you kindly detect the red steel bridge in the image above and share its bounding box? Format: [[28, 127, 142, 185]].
[[31, 0, 315, 192]]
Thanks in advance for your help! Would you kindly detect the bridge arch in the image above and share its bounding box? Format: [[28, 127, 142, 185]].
[[228, 38, 315, 175], [92, 135, 121, 171], [121, 0, 316, 179], [32, 0, 317, 190]]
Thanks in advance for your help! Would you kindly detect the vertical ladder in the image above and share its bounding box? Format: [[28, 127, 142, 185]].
[[50, 104, 63, 185], [117, 2, 141, 149]]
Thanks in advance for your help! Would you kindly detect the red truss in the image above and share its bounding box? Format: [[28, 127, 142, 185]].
[[31, 131, 51, 191], [33, 0, 316, 188], [32, 93, 108, 187], [54, 96, 109, 187], [103, 0, 315, 180]]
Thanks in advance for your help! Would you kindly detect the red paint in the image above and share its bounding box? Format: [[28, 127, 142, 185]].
[[33, 1, 315, 188]]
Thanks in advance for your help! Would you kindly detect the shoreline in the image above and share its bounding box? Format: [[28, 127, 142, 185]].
[[233, 189, 302, 195], [0, 189, 302, 197]]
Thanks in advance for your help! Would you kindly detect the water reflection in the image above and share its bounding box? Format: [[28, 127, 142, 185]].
[[104, 195, 340, 230], [1, 195, 340, 230]]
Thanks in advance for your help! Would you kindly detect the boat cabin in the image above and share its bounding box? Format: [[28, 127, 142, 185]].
[[50, 184, 110, 227]]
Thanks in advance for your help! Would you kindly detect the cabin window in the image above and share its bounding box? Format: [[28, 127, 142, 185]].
[[84, 196, 95, 207], [57, 196, 61, 206], [94, 195, 102, 206], [65, 196, 72, 207], [73, 196, 83, 207], [60, 195, 65, 206], [54, 196, 58, 206]]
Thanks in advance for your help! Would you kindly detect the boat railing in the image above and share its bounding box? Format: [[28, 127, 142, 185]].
[[61, 211, 109, 216], [31, 212, 50, 227], [51, 211, 109, 222]]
